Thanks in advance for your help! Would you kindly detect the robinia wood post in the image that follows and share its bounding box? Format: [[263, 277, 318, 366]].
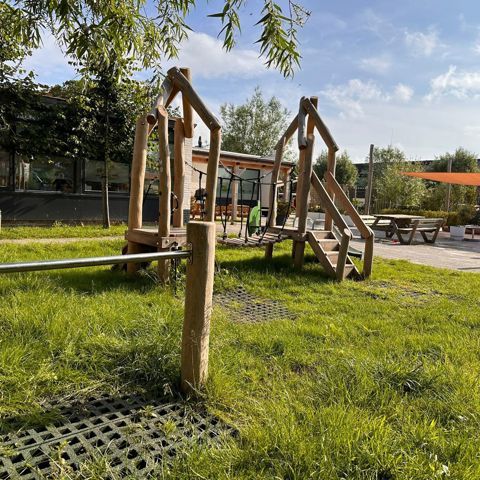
[[173, 118, 185, 228], [181, 221, 216, 394], [180, 68, 194, 139], [157, 106, 171, 282], [127, 115, 149, 274], [294, 134, 315, 270]]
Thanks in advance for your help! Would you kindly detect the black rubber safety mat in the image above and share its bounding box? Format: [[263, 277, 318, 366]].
[[215, 286, 297, 323], [0, 395, 236, 479]]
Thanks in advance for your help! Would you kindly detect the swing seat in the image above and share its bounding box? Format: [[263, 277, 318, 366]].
[[218, 231, 288, 248]]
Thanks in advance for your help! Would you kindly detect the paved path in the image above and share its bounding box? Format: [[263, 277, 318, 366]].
[[352, 231, 480, 272]]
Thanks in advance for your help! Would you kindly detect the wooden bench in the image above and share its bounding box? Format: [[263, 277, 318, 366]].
[[392, 218, 445, 245]]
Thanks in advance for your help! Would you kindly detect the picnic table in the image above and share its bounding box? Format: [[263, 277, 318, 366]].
[[371, 214, 445, 244], [371, 214, 425, 238]]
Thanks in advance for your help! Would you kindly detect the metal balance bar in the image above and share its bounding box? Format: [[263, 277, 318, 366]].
[[0, 251, 191, 274]]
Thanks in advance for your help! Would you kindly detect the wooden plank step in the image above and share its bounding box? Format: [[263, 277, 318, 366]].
[[316, 239, 339, 251], [310, 230, 335, 240]]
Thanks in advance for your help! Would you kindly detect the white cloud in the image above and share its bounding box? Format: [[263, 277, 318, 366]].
[[359, 55, 391, 75], [170, 32, 265, 79], [393, 83, 414, 102], [22, 33, 75, 84], [404, 28, 440, 57], [321, 79, 414, 118], [320, 79, 387, 118], [464, 125, 480, 137], [427, 66, 480, 100]]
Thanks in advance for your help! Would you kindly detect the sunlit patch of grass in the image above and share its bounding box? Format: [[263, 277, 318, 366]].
[[0, 223, 128, 240], [1, 239, 480, 478]]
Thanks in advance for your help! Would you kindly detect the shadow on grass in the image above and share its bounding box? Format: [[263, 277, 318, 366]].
[[0, 267, 173, 297], [216, 251, 333, 283]]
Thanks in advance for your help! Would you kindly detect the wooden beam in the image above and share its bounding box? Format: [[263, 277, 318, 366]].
[[173, 119, 185, 228], [167, 67, 221, 130], [180, 68, 194, 139], [147, 76, 176, 125], [297, 97, 308, 150], [276, 114, 299, 149], [157, 106, 171, 282], [181, 221, 215, 394], [302, 98, 339, 151], [204, 128, 221, 222]]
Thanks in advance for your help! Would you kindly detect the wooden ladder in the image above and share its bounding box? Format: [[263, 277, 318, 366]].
[[307, 230, 360, 280]]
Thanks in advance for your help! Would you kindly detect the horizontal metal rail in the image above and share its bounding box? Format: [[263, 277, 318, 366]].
[[0, 250, 191, 274]]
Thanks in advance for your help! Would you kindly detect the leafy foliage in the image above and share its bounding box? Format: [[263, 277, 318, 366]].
[[220, 87, 290, 157], [6, 0, 309, 79], [421, 148, 479, 211], [313, 150, 357, 187], [372, 146, 426, 209]]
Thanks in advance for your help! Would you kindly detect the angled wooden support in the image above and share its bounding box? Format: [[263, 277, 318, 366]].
[[167, 67, 221, 131], [147, 76, 177, 125], [181, 221, 216, 394], [297, 97, 308, 150], [301, 97, 339, 152], [276, 114, 299, 150]]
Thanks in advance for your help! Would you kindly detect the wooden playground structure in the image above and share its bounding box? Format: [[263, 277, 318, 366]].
[[125, 68, 374, 282], [125, 66, 220, 282], [218, 97, 375, 280]]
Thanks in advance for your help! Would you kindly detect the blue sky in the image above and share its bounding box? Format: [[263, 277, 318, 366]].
[[23, 0, 480, 161]]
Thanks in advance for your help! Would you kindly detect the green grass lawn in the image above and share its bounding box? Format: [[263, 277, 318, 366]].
[[1, 239, 480, 478], [0, 223, 127, 239]]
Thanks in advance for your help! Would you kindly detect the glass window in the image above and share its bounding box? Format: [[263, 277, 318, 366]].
[[239, 168, 260, 202], [0, 151, 9, 188], [144, 152, 159, 194], [16, 156, 74, 192], [109, 162, 129, 192], [84, 160, 129, 193], [215, 167, 260, 203]]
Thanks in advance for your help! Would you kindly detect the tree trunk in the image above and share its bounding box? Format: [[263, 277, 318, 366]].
[[102, 97, 111, 229]]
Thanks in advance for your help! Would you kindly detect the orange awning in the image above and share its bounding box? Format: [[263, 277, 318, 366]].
[[400, 172, 480, 186]]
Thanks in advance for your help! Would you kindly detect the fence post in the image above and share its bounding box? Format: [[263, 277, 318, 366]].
[[181, 221, 216, 394]]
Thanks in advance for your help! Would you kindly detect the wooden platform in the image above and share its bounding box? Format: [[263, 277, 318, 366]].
[[125, 228, 188, 249]]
